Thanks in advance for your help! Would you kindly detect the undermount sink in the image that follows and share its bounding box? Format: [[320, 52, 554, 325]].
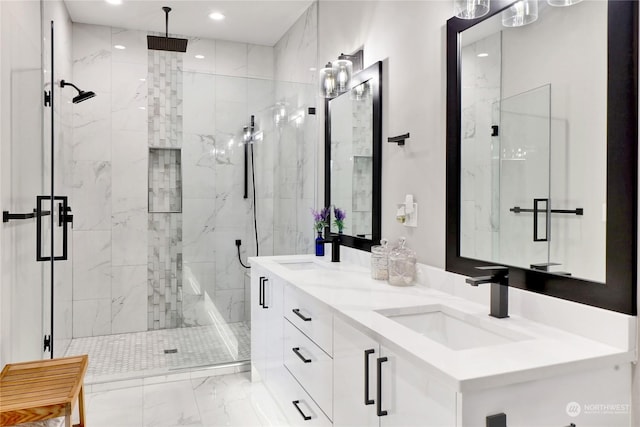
[[277, 261, 329, 271], [376, 305, 528, 351]]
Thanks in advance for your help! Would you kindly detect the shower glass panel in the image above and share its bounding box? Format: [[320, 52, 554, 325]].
[[3, 0, 48, 362], [497, 85, 551, 267], [63, 63, 316, 381]]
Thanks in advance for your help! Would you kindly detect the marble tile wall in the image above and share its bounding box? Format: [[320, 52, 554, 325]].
[[147, 49, 185, 330], [72, 23, 149, 337], [273, 2, 318, 255], [71, 11, 316, 335]]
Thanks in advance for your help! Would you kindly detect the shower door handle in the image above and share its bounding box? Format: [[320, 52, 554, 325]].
[[533, 198, 549, 242], [36, 195, 70, 262]]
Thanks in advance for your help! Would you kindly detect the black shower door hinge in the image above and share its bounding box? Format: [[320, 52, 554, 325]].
[[43, 334, 51, 352], [44, 90, 51, 107]]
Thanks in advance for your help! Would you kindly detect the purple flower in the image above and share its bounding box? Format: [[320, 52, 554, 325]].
[[334, 207, 346, 221], [311, 207, 330, 232], [333, 206, 346, 232]]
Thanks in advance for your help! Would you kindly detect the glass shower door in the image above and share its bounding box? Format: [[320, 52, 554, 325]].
[[1, 0, 49, 362], [497, 84, 551, 268]]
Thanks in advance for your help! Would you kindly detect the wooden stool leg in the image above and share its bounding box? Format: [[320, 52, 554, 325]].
[[77, 385, 86, 427]]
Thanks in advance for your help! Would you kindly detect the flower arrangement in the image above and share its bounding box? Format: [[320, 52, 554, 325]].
[[333, 206, 346, 233], [311, 207, 330, 232]]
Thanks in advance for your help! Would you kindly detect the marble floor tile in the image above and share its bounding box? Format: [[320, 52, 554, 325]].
[[85, 385, 144, 427], [83, 372, 288, 427], [143, 380, 202, 426]]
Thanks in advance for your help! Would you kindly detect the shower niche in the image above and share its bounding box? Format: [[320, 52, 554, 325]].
[[148, 147, 183, 213]]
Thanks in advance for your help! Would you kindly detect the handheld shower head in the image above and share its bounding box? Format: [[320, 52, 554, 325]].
[[60, 80, 96, 104]]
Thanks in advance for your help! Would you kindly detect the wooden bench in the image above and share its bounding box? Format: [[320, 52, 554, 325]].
[[0, 355, 88, 427]]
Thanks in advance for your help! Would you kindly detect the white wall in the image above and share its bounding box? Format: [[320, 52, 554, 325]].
[[318, 0, 451, 266]]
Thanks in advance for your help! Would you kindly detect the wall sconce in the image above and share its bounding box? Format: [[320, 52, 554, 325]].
[[453, 0, 490, 19], [319, 63, 338, 98], [502, 0, 538, 27], [319, 50, 364, 99]]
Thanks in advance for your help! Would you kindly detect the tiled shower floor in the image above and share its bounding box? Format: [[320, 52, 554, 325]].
[[65, 322, 250, 383]]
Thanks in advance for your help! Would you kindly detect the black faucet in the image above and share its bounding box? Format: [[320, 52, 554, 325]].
[[320, 234, 341, 262], [465, 266, 509, 318]]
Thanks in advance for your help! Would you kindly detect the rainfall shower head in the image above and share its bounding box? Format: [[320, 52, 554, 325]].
[[147, 6, 188, 53], [59, 80, 96, 104]]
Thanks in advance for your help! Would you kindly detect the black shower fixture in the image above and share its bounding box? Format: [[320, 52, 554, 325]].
[[59, 80, 96, 104], [147, 6, 188, 52]]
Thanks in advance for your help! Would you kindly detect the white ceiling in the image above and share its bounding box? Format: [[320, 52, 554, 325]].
[[64, 0, 314, 46]]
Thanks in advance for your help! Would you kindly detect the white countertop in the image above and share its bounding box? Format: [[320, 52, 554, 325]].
[[250, 254, 635, 393]]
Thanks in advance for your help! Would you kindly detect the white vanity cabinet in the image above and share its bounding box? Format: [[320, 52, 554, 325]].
[[334, 316, 631, 427], [333, 316, 456, 427], [251, 256, 633, 427], [250, 265, 284, 385]]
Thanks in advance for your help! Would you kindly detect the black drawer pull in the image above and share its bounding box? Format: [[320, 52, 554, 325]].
[[292, 347, 312, 363], [377, 357, 388, 417], [292, 400, 312, 420], [364, 349, 375, 405], [292, 308, 312, 321], [258, 277, 265, 307], [262, 278, 269, 309]]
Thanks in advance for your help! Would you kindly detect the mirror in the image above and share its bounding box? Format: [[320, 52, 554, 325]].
[[325, 61, 382, 251], [446, 1, 637, 314]]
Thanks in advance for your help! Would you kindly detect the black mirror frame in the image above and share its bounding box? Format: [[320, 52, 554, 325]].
[[325, 61, 382, 251], [446, 1, 638, 314]]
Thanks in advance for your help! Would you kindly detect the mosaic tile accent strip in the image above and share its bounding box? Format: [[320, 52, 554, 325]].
[[148, 49, 184, 331], [148, 148, 182, 213], [148, 50, 183, 149], [148, 213, 183, 330], [64, 323, 251, 382]]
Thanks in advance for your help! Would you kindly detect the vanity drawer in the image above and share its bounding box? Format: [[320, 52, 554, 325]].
[[284, 319, 333, 420], [284, 283, 333, 355], [269, 368, 332, 427]]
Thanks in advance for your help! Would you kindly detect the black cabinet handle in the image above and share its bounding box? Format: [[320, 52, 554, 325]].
[[258, 277, 265, 307], [292, 308, 312, 321], [292, 347, 312, 363], [364, 349, 375, 405], [262, 278, 269, 309], [376, 357, 388, 416], [292, 400, 312, 421]]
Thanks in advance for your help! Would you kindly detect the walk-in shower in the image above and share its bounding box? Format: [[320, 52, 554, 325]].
[[3, 0, 318, 384]]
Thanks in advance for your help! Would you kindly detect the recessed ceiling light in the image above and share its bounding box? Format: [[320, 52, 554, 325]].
[[195, 55, 205, 59], [208, 12, 225, 21], [105, 0, 122, 5], [477, 52, 489, 57], [114, 45, 126, 50]]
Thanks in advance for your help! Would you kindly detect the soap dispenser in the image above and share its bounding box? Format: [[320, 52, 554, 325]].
[[371, 238, 390, 280], [388, 237, 416, 286]]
